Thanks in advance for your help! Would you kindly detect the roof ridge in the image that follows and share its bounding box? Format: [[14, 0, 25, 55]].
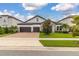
[[0, 15, 24, 22], [24, 15, 47, 23]]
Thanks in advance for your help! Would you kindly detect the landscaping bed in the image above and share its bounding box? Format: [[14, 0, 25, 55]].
[[39, 32, 79, 38], [39, 40, 79, 47]]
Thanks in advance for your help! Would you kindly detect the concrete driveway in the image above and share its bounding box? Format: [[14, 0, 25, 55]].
[[0, 32, 43, 47], [4, 32, 39, 38]]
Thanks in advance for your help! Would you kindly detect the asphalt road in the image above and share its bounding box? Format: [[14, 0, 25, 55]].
[[0, 50, 79, 56]]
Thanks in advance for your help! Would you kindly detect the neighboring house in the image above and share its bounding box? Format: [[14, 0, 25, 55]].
[[56, 15, 76, 32], [0, 15, 76, 32], [0, 15, 23, 27], [58, 15, 75, 26]]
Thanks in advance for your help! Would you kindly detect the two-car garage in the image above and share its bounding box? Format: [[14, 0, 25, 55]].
[[20, 27, 40, 32]]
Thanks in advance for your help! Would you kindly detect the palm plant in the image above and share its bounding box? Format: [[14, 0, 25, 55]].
[[72, 15, 79, 37]]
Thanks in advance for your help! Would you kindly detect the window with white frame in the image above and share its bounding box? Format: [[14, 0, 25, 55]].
[[56, 25, 62, 31]]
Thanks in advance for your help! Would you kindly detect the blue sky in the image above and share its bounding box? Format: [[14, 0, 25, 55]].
[[0, 3, 79, 21]]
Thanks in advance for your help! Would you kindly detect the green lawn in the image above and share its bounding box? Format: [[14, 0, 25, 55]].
[[39, 32, 79, 38], [39, 40, 79, 47]]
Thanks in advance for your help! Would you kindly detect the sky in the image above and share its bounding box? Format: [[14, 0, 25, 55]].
[[0, 3, 79, 21]]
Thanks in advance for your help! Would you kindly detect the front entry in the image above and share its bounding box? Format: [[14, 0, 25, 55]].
[[33, 27, 40, 32], [20, 27, 31, 32]]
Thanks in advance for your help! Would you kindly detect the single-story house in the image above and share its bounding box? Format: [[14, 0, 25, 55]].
[[18, 15, 56, 32], [0, 15, 76, 32]]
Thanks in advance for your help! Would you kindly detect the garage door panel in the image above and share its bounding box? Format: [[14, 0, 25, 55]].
[[33, 27, 40, 32], [20, 27, 31, 32]]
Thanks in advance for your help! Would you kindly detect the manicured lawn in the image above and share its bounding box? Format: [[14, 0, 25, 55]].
[[39, 40, 79, 47], [39, 32, 79, 38]]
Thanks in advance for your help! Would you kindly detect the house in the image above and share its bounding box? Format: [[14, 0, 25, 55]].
[[56, 15, 76, 32], [18, 15, 56, 32], [0, 14, 76, 32], [0, 15, 23, 27]]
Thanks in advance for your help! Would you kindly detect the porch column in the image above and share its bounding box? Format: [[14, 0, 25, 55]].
[[52, 25, 55, 32], [31, 27, 33, 32], [17, 27, 20, 32]]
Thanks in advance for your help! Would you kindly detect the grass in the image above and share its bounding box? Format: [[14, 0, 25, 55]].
[[0, 33, 12, 37], [39, 32, 79, 38], [39, 40, 79, 47]]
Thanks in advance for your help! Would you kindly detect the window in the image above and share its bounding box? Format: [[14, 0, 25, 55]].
[[60, 26, 62, 30], [56, 25, 62, 31], [4, 19, 6, 22], [57, 26, 59, 30], [37, 18, 38, 21]]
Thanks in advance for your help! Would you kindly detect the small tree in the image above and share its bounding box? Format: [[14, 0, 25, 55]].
[[42, 19, 52, 35]]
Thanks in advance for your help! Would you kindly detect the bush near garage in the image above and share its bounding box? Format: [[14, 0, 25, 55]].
[[9, 26, 18, 33], [0, 26, 18, 34]]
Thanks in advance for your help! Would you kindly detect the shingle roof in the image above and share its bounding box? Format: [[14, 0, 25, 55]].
[[24, 15, 47, 23], [57, 15, 79, 23], [0, 15, 23, 22]]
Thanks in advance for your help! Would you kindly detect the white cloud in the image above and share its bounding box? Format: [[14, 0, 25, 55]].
[[14, 13, 25, 21], [22, 3, 48, 11], [26, 13, 34, 20], [0, 9, 26, 21], [51, 3, 79, 11]]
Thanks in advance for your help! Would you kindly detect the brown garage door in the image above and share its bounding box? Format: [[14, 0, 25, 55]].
[[20, 27, 31, 32], [33, 27, 40, 32]]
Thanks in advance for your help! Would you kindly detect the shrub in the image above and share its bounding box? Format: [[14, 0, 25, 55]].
[[9, 26, 18, 33], [4, 27, 9, 33], [0, 27, 5, 34]]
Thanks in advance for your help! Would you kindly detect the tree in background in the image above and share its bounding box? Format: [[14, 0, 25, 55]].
[[42, 19, 52, 35]]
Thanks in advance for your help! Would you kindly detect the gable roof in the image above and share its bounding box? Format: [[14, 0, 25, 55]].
[[57, 16, 73, 23], [25, 15, 47, 23], [57, 15, 79, 23], [18, 23, 42, 25], [0, 15, 23, 22]]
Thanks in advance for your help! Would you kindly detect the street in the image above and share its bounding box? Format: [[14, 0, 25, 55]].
[[0, 50, 79, 56]]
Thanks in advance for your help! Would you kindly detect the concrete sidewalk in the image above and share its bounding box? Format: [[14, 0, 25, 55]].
[[0, 38, 42, 46]]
